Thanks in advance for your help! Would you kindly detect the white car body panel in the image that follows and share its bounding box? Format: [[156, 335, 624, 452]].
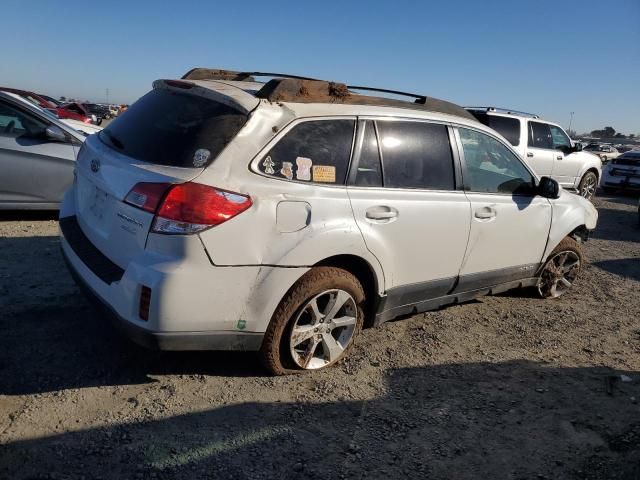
[[60, 118, 102, 135]]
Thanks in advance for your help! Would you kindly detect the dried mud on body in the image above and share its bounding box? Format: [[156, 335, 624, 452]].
[[1, 195, 639, 480]]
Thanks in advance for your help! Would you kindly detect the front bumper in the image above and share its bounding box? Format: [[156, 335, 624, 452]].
[[602, 169, 640, 190]]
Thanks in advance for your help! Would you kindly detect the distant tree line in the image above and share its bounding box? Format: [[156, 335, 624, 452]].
[[588, 126, 636, 139]]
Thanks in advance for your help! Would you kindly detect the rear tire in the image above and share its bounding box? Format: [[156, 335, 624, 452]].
[[259, 267, 365, 375], [537, 236, 583, 299], [578, 171, 598, 200]]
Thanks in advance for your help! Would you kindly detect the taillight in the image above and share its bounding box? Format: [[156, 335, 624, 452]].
[[124, 182, 171, 213], [124, 182, 252, 235]]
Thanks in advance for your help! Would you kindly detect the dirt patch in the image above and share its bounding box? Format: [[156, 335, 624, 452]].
[[0, 193, 639, 479]]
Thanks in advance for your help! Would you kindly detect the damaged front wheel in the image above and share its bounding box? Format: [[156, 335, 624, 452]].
[[537, 236, 583, 299]]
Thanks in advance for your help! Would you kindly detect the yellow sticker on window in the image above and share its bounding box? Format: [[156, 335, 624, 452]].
[[312, 165, 336, 183]]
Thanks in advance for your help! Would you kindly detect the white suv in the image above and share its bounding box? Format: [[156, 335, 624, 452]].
[[59, 69, 598, 374], [467, 108, 602, 200]]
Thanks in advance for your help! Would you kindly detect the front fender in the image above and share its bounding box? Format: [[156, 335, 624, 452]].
[[544, 190, 598, 259], [571, 152, 602, 184]]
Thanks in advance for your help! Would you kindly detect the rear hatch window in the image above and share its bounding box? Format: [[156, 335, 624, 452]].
[[98, 88, 248, 168]]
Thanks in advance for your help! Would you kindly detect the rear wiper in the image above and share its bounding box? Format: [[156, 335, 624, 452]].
[[103, 130, 124, 150]]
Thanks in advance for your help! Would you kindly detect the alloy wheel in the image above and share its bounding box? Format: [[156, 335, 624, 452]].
[[289, 289, 358, 370], [580, 174, 597, 200], [537, 250, 581, 298]]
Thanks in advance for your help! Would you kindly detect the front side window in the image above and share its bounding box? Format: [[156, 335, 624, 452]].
[[528, 121, 553, 149], [377, 121, 455, 190], [258, 119, 355, 184], [0, 101, 47, 138], [459, 127, 535, 195], [549, 125, 571, 151]]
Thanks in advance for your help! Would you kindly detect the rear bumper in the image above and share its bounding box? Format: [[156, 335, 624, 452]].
[[62, 245, 264, 351]]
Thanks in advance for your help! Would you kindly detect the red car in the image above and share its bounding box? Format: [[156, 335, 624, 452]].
[[55, 102, 95, 124], [0, 86, 55, 109]]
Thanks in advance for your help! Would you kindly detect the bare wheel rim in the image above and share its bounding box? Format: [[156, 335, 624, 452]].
[[289, 289, 358, 370], [580, 174, 596, 199], [537, 250, 580, 298]]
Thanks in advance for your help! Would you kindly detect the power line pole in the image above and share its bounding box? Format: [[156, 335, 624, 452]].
[[569, 112, 575, 133], [106, 88, 110, 104]]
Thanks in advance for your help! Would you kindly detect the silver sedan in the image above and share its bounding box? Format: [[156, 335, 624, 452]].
[[0, 91, 92, 209]]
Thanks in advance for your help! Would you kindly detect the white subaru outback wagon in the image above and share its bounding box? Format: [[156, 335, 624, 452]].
[[60, 68, 598, 374]]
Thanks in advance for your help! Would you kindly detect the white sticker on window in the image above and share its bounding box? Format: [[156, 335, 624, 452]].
[[263, 156, 275, 175], [295, 156, 312, 181], [280, 161, 294, 180], [193, 148, 211, 167]]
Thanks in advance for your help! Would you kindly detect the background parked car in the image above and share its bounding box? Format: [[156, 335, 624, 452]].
[[38, 94, 62, 107], [467, 107, 602, 200], [601, 150, 640, 193], [85, 103, 111, 122], [0, 91, 88, 209], [0, 86, 56, 109], [2, 91, 102, 137], [56, 102, 97, 125], [584, 143, 619, 163]]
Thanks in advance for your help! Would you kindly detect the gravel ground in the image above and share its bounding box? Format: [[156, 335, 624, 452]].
[[0, 193, 639, 480]]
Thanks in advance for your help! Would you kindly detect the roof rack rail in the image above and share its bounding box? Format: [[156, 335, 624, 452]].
[[465, 106, 539, 119], [346, 86, 427, 104]]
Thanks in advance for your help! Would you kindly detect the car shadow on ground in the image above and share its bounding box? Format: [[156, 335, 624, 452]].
[[592, 258, 640, 282], [1, 361, 638, 480], [597, 191, 640, 207], [0, 210, 59, 221], [0, 301, 268, 396], [590, 207, 640, 243]]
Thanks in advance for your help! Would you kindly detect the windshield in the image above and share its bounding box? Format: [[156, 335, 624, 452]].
[[98, 88, 248, 168]]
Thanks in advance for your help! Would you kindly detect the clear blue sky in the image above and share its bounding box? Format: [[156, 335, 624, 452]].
[[3, 0, 639, 134]]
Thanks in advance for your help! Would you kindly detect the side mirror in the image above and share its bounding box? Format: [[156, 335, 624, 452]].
[[573, 142, 583, 152], [46, 125, 67, 142], [538, 176, 560, 199]]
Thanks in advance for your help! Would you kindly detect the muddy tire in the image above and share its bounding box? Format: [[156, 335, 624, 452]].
[[259, 267, 365, 375], [537, 236, 584, 299], [578, 171, 598, 200]]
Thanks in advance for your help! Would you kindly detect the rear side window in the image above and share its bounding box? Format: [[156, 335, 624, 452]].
[[473, 113, 521, 146], [258, 120, 355, 184], [99, 89, 247, 168], [528, 121, 553, 149], [377, 121, 455, 190]]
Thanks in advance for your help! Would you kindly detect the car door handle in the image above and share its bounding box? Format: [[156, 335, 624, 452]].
[[527, 152, 534, 158], [556, 155, 563, 160], [365, 206, 398, 221], [474, 207, 497, 219]]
